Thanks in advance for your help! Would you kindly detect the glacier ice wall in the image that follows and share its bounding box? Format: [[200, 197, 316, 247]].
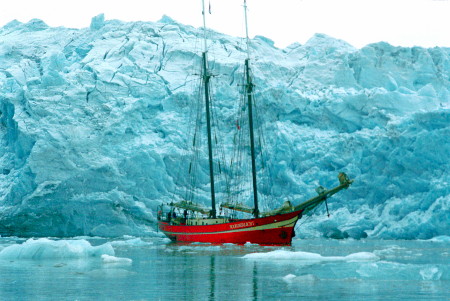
[[0, 16, 448, 238]]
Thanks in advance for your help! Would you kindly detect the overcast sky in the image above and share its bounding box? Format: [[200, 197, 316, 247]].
[[1, 0, 449, 49]]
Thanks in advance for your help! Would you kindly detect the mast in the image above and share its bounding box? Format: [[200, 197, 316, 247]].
[[243, 0, 259, 218], [201, 0, 216, 218], [243, 0, 251, 60]]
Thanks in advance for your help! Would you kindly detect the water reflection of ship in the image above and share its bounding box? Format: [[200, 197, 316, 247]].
[[208, 255, 259, 301], [252, 261, 258, 301], [157, 246, 261, 300], [209, 256, 215, 301]]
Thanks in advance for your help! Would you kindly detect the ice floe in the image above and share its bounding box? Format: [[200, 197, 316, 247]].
[[0, 238, 114, 260], [243, 250, 380, 262], [101, 254, 132, 265], [282, 273, 319, 283]]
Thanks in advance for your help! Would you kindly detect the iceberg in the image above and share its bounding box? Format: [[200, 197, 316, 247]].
[[101, 254, 132, 264], [0, 15, 448, 239], [419, 266, 442, 281], [0, 238, 114, 260], [242, 250, 380, 262], [110, 237, 152, 247], [282, 273, 319, 283]]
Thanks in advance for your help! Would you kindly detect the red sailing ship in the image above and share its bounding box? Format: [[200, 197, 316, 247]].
[[159, 210, 301, 246], [157, 0, 353, 246]]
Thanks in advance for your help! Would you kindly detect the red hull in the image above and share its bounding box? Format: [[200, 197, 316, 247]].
[[158, 210, 302, 246]]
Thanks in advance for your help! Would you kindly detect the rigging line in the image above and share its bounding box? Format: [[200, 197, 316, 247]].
[[255, 102, 273, 207], [170, 103, 191, 202], [186, 78, 204, 202], [244, 57, 260, 217], [235, 99, 251, 205], [171, 76, 202, 204], [295, 201, 327, 231], [188, 0, 211, 200], [184, 58, 202, 136], [184, 21, 213, 203], [252, 91, 276, 208], [209, 91, 233, 198], [239, 75, 251, 201], [230, 127, 244, 204], [201, 42, 229, 204], [252, 96, 267, 204], [230, 87, 243, 201], [208, 82, 229, 197], [230, 66, 257, 207]]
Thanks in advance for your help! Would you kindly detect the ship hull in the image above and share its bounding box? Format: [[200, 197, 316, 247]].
[[158, 210, 302, 246]]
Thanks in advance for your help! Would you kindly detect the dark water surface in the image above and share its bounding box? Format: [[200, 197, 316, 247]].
[[0, 237, 448, 300]]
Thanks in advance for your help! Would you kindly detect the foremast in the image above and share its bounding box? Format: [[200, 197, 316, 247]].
[[243, 0, 259, 218], [201, 0, 216, 218]]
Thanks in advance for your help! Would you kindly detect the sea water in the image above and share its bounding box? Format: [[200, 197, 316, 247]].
[[0, 237, 448, 300]]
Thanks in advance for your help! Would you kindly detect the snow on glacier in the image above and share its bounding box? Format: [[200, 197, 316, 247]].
[[0, 15, 449, 238]]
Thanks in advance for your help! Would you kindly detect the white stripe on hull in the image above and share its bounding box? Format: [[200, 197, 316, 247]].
[[161, 215, 299, 236]]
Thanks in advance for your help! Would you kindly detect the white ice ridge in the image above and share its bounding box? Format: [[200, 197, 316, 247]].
[[242, 250, 380, 262], [0, 238, 114, 260]]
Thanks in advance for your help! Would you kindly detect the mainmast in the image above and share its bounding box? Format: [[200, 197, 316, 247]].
[[201, 0, 216, 218], [243, 0, 259, 218]]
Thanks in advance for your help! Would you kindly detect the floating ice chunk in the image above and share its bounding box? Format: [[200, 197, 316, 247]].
[[160, 238, 172, 244], [176, 245, 222, 252], [426, 236, 450, 243], [282, 274, 297, 283], [0, 238, 114, 260], [244, 242, 260, 247], [356, 263, 379, 278], [345, 252, 380, 262], [420, 267, 442, 280], [283, 273, 319, 284], [242, 250, 379, 262], [101, 254, 132, 265], [373, 245, 405, 259], [245, 250, 322, 260], [110, 238, 152, 247]]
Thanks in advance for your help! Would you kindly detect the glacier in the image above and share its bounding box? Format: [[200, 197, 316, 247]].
[[0, 15, 448, 239]]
